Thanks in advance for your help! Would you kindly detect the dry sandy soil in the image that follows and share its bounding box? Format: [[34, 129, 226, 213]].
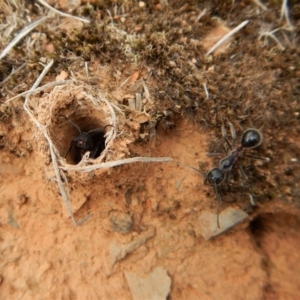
[[0, 0, 300, 299]]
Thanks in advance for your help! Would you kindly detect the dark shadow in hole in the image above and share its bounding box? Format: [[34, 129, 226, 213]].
[[249, 214, 266, 239], [249, 212, 300, 246], [62, 116, 108, 165], [67, 130, 106, 164]]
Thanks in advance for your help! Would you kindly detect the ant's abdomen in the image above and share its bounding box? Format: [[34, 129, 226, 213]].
[[240, 129, 263, 149]]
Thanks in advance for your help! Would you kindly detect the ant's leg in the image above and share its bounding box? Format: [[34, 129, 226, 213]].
[[236, 162, 249, 181], [90, 144, 99, 159], [221, 122, 232, 150], [60, 115, 81, 134], [244, 154, 270, 162], [65, 140, 75, 158], [90, 138, 106, 159], [214, 182, 222, 229], [228, 122, 237, 148], [206, 152, 224, 157], [221, 119, 227, 139], [225, 169, 231, 184]]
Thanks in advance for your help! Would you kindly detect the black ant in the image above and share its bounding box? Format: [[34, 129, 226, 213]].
[[60, 115, 113, 163], [206, 122, 264, 179], [189, 122, 268, 228]]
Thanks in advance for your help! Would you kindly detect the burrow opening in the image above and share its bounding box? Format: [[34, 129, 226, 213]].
[[49, 104, 111, 165]]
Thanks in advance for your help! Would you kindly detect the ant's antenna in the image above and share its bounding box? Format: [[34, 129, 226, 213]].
[[87, 124, 114, 134], [185, 165, 206, 177], [60, 115, 81, 134]]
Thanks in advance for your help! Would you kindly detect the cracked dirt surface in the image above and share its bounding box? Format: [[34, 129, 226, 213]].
[[0, 115, 299, 299]]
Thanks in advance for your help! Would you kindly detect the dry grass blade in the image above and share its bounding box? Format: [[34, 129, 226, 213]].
[[205, 20, 249, 56], [0, 16, 49, 61], [5, 80, 74, 103], [0, 63, 26, 85], [251, 0, 268, 11], [60, 157, 173, 172], [280, 0, 294, 29], [37, 0, 90, 23], [258, 28, 285, 50], [22, 60, 89, 226]]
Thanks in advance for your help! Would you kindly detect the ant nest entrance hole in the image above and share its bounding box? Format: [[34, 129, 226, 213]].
[[53, 107, 109, 164], [35, 83, 116, 165]]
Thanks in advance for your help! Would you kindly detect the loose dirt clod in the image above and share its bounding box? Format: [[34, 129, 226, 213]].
[[198, 207, 249, 240], [125, 267, 172, 300], [109, 226, 156, 267], [110, 212, 133, 234]]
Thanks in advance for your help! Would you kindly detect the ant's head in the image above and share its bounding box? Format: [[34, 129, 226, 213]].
[[74, 133, 93, 155], [240, 128, 263, 149], [205, 168, 225, 186]]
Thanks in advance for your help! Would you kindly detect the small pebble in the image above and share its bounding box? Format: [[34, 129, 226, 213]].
[[17, 194, 28, 206], [198, 207, 248, 240], [110, 212, 133, 234], [139, 1, 145, 8]]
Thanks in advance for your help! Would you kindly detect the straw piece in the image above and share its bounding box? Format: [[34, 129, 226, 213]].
[[37, 0, 90, 23], [22, 60, 87, 226], [280, 0, 294, 29], [0, 16, 49, 61], [205, 20, 249, 56], [60, 157, 173, 172], [5, 80, 74, 103]]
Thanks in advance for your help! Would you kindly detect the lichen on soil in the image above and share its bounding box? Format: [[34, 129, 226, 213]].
[[0, 0, 300, 299]]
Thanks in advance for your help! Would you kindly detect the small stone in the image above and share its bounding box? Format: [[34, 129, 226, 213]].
[[110, 212, 132, 234], [135, 93, 143, 111], [125, 267, 171, 300], [198, 207, 248, 240], [139, 1, 145, 8], [128, 98, 136, 110], [17, 194, 28, 206], [56, 70, 69, 81], [139, 133, 149, 140], [135, 113, 149, 124], [39, 57, 47, 64]]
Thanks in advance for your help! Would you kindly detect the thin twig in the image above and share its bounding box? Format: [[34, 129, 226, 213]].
[[252, 0, 268, 11], [0, 63, 26, 85], [259, 29, 285, 50], [280, 0, 294, 29], [32, 59, 54, 90], [5, 79, 73, 103], [23, 61, 86, 226], [106, 9, 115, 27], [196, 8, 207, 22], [0, 16, 49, 61], [37, 0, 90, 23], [203, 82, 209, 99], [60, 157, 173, 172], [118, 76, 131, 89], [205, 20, 249, 56]]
